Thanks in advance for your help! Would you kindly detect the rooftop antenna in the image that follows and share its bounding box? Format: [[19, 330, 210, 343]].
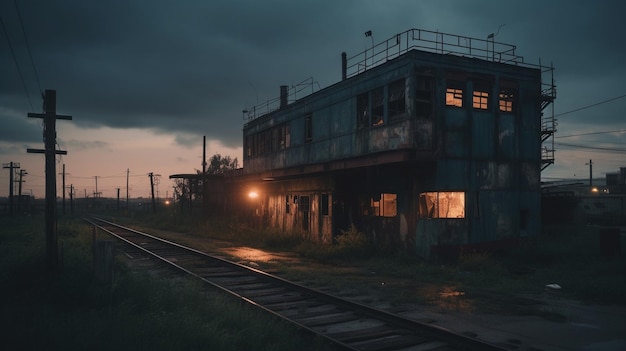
[[487, 24, 505, 61]]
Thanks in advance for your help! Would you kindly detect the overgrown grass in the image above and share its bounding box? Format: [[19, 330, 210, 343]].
[[100, 210, 626, 305], [0, 215, 333, 351]]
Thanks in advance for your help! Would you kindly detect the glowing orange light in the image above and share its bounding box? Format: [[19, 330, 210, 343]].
[[164, 200, 171, 205], [248, 191, 259, 199]]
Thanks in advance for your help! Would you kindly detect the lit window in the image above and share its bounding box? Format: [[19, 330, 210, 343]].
[[371, 193, 397, 217], [446, 87, 463, 107], [419, 192, 465, 219], [473, 91, 489, 110], [499, 90, 515, 112]]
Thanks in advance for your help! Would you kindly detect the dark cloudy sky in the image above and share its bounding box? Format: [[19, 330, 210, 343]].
[[1, 0, 625, 198]]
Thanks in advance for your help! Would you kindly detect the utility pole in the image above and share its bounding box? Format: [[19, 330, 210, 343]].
[[586, 159, 593, 187], [148, 172, 156, 213], [93, 175, 101, 198], [59, 164, 66, 215], [126, 168, 130, 210], [17, 169, 27, 214], [27, 89, 72, 275], [69, 184, 74, 214], [202, 135, 207, 209], [2, 162, 20, 215], [116, 187, 120, 211]]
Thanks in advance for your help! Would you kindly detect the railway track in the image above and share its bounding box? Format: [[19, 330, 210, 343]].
[[83, 217, 507, 351]]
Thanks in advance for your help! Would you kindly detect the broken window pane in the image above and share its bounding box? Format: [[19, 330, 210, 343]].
[[419, 192, 465, 219], [370, 193, 397, 217], [388, 79, 406, 121], [446, 85, 463, 107], [357, 92, 369, 128], [371, 87, 385, 126], [499, 89, 515, 112]]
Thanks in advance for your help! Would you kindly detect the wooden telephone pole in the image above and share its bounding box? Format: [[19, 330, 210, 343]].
[[2, 162, 20, 215], [27, 89, 72, 274]]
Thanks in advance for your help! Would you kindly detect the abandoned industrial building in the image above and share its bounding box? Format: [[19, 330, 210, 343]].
[[195, 29, 557, 258]]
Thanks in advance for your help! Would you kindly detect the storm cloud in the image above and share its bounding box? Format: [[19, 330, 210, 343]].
[[2, 0, 625, 176]]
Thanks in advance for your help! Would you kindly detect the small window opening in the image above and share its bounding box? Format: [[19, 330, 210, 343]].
[[388, 79, 406, 121], [418, 191, 465, 219], [304, 114, 312, 143], [415, 76, 433, 119], [473, 90, 489, 110], [499, 89, 515, 112], [357, 92, 369, 128], [371, 87, 384, 126], [446, 84, 463, 107], [370, 193, 397, 217], [321, 194, 329, 216]]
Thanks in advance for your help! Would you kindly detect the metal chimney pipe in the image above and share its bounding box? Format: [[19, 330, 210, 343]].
[[280, 85, 288, 108]]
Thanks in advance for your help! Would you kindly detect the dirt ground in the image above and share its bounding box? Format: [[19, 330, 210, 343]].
[[127, 229, 626, 351], [217, 246, 626, 351]]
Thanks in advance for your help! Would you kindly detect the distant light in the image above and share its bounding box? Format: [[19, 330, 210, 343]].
[[591, 187, 599, 193], [164, 200, 171, 205], [248, 191, 258, 199]]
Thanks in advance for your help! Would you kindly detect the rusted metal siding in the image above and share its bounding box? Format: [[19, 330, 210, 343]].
[[236, 48, 548, 259]]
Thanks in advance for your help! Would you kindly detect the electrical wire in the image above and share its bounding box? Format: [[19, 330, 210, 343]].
[[13, 0, 42, 95], [556, 129, 626, 139], [555, 142, 626, 153], [0, 14, 34, 110], [554, 93, 626, 118]]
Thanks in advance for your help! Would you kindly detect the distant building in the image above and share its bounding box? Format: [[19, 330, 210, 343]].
[[203, 29, 557, 258]]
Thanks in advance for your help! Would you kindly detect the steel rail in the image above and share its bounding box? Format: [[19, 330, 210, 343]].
[[84, 216, 508, 351]]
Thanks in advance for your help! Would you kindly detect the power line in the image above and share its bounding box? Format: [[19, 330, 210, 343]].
[[556, 129, 626, 139], [0, 14, 34, 110], [554, 93, 626, 118], [13, 0, 42, 95], [555, 142, 626, 153]]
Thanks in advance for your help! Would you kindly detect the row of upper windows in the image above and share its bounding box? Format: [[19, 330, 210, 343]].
[[446, 81, 516, 113], [245, 76, 517, 158]]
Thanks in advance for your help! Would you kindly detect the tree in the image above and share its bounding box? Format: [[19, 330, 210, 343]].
[[204, 154, 239, 175]]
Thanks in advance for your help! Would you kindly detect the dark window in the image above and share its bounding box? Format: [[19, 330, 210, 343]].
[[278, 123, 290, 149], [321, 194, 329, 216], [300, 195, 310, 231], [415, 76, 433, 119], [371, 87, 384, 126], [388, 79, 406, 121], [304, 114, 312, 143], [271, 127, 279, 152], [245, 135, 252, 157], [356, 92, 369, 128]]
